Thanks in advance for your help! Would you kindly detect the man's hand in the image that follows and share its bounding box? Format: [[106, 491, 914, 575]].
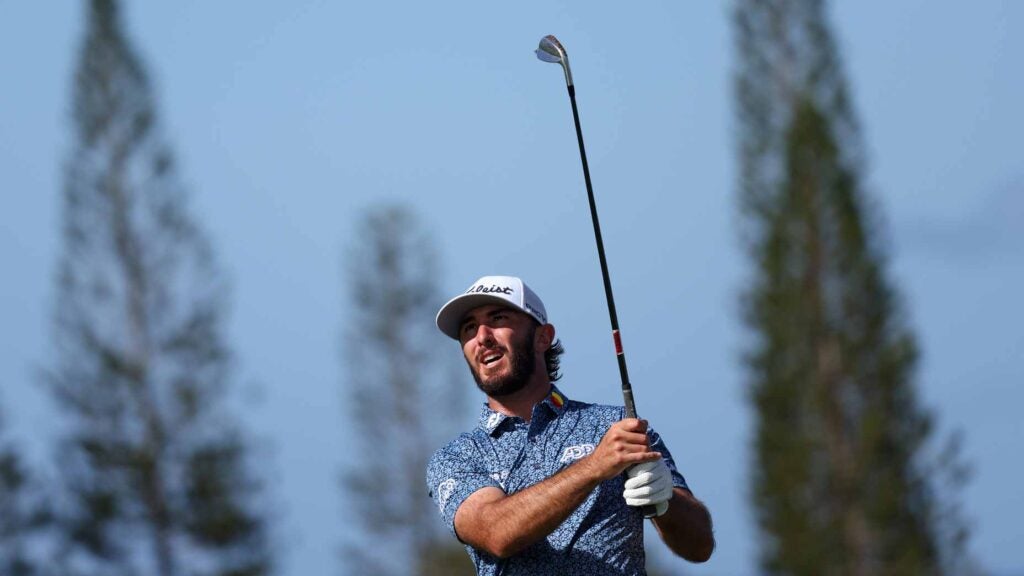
[[624, 459, 673, 516], [582, 418, 663, 481]]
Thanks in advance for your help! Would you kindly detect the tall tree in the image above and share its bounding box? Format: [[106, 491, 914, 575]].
[[733, 1, 972, 574], [48, 1, 271, 574], [0, 410, 50, 576], [340, 204, 473, 575]]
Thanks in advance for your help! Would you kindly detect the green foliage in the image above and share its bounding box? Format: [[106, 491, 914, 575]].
[[340, 204, 474, 575], [48, 1, 272, 574], [0, 414, 51, 576], [733, 1, 973, 574]]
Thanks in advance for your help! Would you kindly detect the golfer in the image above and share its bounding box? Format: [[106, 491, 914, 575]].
[[427, 275, 714, 574]]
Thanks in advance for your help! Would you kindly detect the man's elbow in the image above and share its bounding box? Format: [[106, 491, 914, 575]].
[[489, 541, 520, 560], [458, 521, 523, 560], [473, 533, 524, 560], [455, 490, 524, 559]]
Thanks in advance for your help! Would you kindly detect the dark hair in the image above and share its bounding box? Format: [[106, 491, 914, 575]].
[[518, 312, 564, 382], [545, 339, 565, 382]]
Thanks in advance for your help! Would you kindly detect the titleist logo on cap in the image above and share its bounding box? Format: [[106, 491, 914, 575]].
[[466, 284, 514, 295]]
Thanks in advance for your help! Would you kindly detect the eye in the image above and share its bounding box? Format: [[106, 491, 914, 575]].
[[460, 322, 477, 338]]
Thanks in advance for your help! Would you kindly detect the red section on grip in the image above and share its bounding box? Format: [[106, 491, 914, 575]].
[[612, 330, 623, 355]]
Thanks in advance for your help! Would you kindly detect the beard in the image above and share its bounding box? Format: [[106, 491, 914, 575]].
[[468, 325, 537, 397]]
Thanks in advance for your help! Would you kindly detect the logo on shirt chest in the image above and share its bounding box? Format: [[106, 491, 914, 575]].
[[559, 443, 595, 464]]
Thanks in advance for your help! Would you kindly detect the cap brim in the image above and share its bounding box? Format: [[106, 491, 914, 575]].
[[435, 293, 518, 340]]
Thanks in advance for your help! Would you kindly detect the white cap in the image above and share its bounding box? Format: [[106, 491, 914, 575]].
[[435, 275, 548, 339]]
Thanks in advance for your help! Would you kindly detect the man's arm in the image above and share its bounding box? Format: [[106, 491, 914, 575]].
[[651, 487, 715, 562], [454, 418, 660, 559]]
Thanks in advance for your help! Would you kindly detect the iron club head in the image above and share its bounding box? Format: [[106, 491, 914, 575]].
[[535, 35, 573, 87]]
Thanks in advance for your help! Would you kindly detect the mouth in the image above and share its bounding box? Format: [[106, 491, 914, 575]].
[[480, 350, 505, 367]]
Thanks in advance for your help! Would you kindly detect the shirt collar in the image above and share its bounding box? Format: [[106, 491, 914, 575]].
[[543, 385, 569, 416], [478, 407, 509, 435], [477, 386, 570, 435]]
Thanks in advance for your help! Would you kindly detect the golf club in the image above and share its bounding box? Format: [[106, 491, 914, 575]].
[[535, 35, 657, 519]]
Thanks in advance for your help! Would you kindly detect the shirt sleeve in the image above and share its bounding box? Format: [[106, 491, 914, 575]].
[[426, 434, 502, 538], [647, 425, 690, 491]]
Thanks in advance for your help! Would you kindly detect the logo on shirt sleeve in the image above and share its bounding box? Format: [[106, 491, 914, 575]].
[[559, 443, 595, 464], [437, 478, 456, 510]]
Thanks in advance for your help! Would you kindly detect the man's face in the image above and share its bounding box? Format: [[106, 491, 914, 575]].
[[459, 305, 538, 397]]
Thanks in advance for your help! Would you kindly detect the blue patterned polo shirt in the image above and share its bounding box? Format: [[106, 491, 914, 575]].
[[426, 386, 689, 575]]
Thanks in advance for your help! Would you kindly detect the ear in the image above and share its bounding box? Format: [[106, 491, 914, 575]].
[[534, 323, 555, 352]]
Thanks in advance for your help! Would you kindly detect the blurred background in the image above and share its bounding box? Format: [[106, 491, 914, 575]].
[[1, 1, 1020, 574]]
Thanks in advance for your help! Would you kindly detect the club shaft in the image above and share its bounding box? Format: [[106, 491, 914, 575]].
[[566, 85, 638, 421], [560, 61, 654, 520]]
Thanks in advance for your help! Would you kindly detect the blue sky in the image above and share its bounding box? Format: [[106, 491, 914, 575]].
[[2, 2, 1021, 574]]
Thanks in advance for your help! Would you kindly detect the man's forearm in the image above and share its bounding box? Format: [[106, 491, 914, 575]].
[[652, 488, 715, 562], [465, 457, 603, 558]]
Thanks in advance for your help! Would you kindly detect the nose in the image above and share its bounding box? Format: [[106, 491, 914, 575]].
[[473, 323, 496, 346]]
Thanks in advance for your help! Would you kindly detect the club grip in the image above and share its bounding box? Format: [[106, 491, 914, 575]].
[[623, 388, 658, 519], [625, 463, 659, 519]]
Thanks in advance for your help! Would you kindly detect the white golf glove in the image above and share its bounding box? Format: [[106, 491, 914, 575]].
[[623, 459, 673, 517]]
